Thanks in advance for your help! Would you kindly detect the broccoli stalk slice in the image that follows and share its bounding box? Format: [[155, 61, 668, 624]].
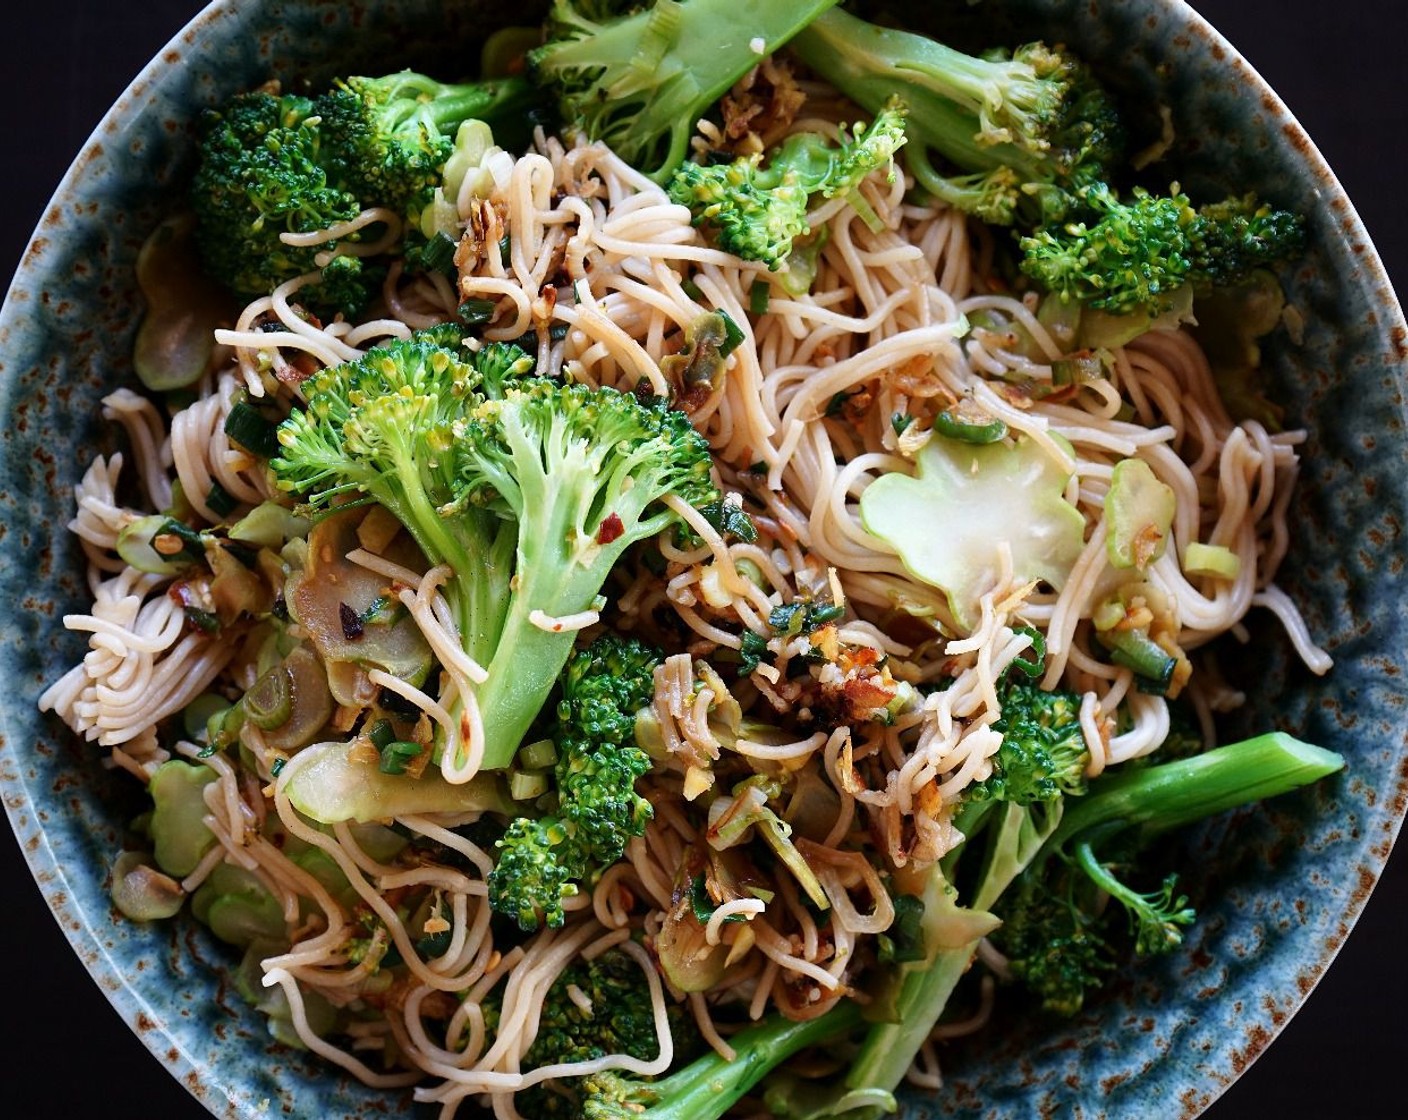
[[788, 6, 1120, 226], [529, 0, 843, 183], [581, 1000, 863, 1120]]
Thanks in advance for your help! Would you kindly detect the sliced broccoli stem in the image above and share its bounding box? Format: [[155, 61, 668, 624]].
[[1053, 732, 1343, 844], [588, 1000, 863, 1120]]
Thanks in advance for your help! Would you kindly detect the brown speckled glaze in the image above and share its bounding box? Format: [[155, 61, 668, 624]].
[[0, 1, 1403, 1117]]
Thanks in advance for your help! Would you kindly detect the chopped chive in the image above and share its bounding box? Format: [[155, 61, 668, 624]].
[[891, 412, 915, 436], [681, 277, 704, 301], [716, 310, 746, 358], [205, 481, 237, 519], [458, 298, 497, 325], [378, 740, 423, 776], [418, 231, 458, 276], [224, 401, 281, 459], [749, 280, 771, 316]]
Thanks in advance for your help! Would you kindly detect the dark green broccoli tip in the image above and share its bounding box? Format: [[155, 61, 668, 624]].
[[315, 71, 542, 217], [488, 634, 660, 931], [1019, 184, 1306, 315], [191, 90, 370, 313], [667, 99, 907, 268], [529, 0, 844, 183], [966, 678, 1089, 804], [788, 6, 1121, 227]]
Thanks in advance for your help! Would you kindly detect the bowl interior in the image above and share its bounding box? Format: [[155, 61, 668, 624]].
[[2, 1, 1404, 1117]]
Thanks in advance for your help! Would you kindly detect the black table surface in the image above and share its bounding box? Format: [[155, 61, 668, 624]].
[[2, 2, 1403, 1117]]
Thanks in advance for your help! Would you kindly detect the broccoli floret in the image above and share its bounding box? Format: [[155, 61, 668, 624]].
[[1018, 184, 1305, 317], [191, 71, 537, 314], [191, 91, 373, 315], [528, 0, 843, 183], [314, 71, 540, 223], [967, 677, 1089, 804], [489, 635, 659, 930], [992, 868, 1112, 1016], [788, 6, 1121, 226], [274, 338, 714, 813], [667, 99, 906, 268]]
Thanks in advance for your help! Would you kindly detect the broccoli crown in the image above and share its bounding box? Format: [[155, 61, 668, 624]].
[[1019, 184, 1305, 315], [667, 99, 907, 268], [191, 90, 373, 314], [991, 869, 1113, 1016], [191, 71, 538, 313], [526, 947, 663, 1067], [967, 678, 1089, 804], [1072, 841, 1196, 956], [315, 71, 540, 219], [788, 6, 1122, 227], [488, 815, 581, 931], [529, 0, 842, 183], [489, 634, 661, 931], [1182, 193, 1306, 287]]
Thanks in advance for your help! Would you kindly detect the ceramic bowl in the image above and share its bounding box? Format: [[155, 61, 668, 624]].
[[2, 1, 1403, 1117]]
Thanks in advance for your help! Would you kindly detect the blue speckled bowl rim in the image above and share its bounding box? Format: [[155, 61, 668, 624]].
[[2, 1, 1405, 1117]]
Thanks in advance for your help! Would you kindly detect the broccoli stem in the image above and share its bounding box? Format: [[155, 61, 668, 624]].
[[616, 1000, 863, 1120], [1052, 731, 1344, 843]]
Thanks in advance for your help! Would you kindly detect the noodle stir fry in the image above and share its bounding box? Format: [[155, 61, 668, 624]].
[[40, 4, 1340, 1117]]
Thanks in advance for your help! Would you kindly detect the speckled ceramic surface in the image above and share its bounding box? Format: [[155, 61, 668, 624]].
[[1, 1, 1403, 1117]]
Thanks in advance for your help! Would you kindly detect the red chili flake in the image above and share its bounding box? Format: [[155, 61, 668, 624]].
[[339, 602, 365, 640], [597, 512, 625, 544]]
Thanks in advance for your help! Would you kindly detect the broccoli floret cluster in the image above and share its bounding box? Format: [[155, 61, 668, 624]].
[[273, 333, 717, 817], [667, 98, 907, 269], [192, 71, 538, 314], [967, 677, 1089, 804], [489, 634, 660, 931]]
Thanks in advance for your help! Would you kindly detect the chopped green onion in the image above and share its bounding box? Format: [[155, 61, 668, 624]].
[[1051, 353, 1104, 387], [1009, 626, 1047, 678], [458, 298, 497, 325], [1184, 542, 1242, 579], [933, 402, 1008, 444], [891, 412, 914, 436], [509, 769, 551, 801], [205, 481, 237, 519], [366, 719, 395, 750], [1101, 629, 1177, 694], [498, 234, 512, 266], [224, 401, 281, 459], [717, 310, 746, 358], [378, 740, 424, 776], [517, 739, 558, 771], [418, 231, 458, 276], [750, 280, 771, 317], [681, 277, 704, 302], [183, 694, 230, 740]]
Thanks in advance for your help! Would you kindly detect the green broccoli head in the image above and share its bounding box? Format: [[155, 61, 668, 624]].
[[524, 946, 664, 1067], [993, 869, 1113, 1016], [314, 71, 540, 221], [788, 7, 1123, 227], [488, 634, 660, 931], [668, 99, 907, 268], [530, 0, 843, 183], [191, 90, 374, 314], [1020, 184, 1305, 316], [967, 677, 1090, 804]]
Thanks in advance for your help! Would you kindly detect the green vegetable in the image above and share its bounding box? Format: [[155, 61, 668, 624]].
[[132, 214, 228, 391], [1184, 542, 1241, 579], [932, 399, 1008, 444], [109, 852, 186, 921], [191, 862, 287, 948], [282, 740, 515, 824], [966, 678, 1088, 804], [148, 760, 219, 878], [860, 432, 1085, 629], [789, 6, 1121, 226], [666, 99, 907, 268], [1105, 457, 1175, 571], [191, 72, 538, 315], [1020, 185, 1304, 320], [529, 0, 842, 183], [273, 331, 717, 780], [488, 635, 658, 931], [995, 733, 1344, 1015]]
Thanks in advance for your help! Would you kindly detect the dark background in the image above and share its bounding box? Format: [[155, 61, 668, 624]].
[[1, 1, 1403, 1116]]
